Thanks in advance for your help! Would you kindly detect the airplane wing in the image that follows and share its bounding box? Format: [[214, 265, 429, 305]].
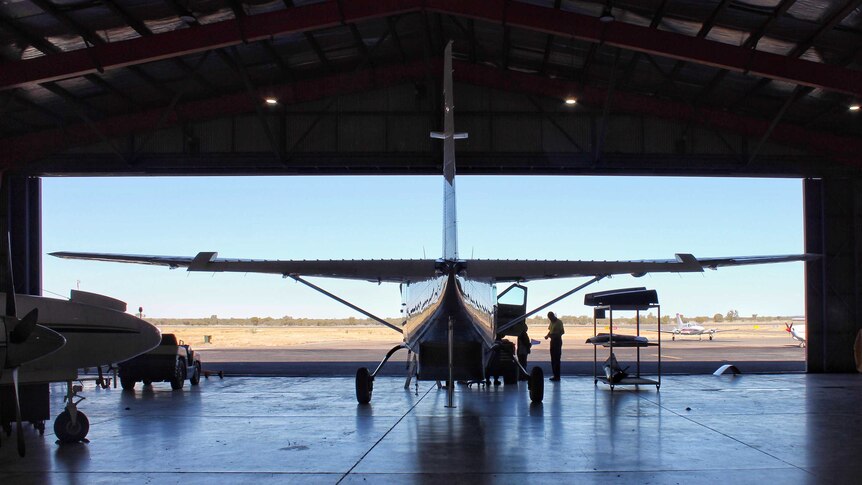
[[50, 252, 438, 283], [51, 251, 816, 283], [464, 253, 817, 282]]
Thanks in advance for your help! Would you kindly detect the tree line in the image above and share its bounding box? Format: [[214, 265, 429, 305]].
[[150, 310, 789, 327]]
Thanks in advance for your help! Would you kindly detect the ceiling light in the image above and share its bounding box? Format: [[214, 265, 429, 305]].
[[564, 98, 577, 105], [264, 97, 278, 105], [850, 104, 861, 112]]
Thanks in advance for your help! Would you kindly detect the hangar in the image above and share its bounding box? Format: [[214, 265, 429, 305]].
[[1, 0, 861, 481]]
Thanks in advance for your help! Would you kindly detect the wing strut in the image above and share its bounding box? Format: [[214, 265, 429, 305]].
[[289, 276, 403, 334], [497, 275, 606, 335]]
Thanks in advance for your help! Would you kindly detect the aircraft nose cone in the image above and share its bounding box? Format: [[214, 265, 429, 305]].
[[6, 324, 66, 367]]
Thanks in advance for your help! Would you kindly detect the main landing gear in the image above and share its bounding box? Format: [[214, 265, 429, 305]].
[[528, 366, 544, 403], [355, 367, 373, 404], [54, 381, 89, 444], [355, 344, 407, 404], [511, 356, 544, 404]]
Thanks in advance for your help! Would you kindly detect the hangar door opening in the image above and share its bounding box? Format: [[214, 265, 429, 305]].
[[42, 175, 805, 373]]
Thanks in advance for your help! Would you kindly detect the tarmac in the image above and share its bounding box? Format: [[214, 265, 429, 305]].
[[194, 335, 806, 375], [1, 372, 860, 484]]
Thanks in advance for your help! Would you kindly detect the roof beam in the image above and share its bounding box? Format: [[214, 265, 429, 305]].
[[0, 0, 860, 96], [3, 59, 861, 170], [733, 0, 862, 107], [652, 0, 731, 96]]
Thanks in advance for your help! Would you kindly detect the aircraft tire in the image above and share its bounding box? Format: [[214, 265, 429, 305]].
[[190, 363, 201, 386], [54, 410, 89, 444], [120, 377, 136, 390], [355, 367, 373, 404], [529, 367, 544, 403], [170, 358, 185, 390]]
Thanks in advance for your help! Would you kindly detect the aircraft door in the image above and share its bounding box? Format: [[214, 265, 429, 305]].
[[496, 283, 527, 337]]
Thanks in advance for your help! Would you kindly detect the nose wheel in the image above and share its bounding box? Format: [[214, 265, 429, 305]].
[[54, 381, 89, 443]]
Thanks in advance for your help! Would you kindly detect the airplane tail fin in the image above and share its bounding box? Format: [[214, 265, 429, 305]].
[[676, 313, 684, 328], [433, 40, 467, 261]]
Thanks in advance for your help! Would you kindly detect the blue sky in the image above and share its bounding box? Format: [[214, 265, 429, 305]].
[[42, 175, 805, 319]]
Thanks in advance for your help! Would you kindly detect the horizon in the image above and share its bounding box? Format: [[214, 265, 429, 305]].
[[42, 175, 805, 320]]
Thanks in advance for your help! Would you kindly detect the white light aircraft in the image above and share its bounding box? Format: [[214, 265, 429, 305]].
[[786, 318, 806, 347], [662, 313, 731, 341], [0, 289, 161, 446], [52, 41, 816, 406]]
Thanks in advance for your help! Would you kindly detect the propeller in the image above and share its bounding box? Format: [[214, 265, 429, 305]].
[[0, 177, 65, 457], [12, 368, 23, 456]]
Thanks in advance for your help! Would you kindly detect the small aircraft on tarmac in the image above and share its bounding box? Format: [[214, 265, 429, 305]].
[[785, 319, 806, 347], [661, 313, 731, 341], [52, 41, 816, 407]]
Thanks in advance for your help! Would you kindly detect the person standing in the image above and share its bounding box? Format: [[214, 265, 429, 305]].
[[545, 311, 564, 381], [516, 330, 531, 381]]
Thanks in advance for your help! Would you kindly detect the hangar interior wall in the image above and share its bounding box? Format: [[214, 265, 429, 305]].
[[805, 178, 862, 373], [4, 175, 41, 297], [40, 83, 827, 176]]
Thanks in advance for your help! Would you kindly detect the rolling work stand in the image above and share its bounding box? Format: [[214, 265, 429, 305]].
[[585, 288, 661, 391]]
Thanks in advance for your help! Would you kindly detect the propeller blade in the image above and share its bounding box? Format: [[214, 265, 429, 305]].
[[4, 232, 15, 319], [9, 308, 38, 344], [6, 321, 65, 368], [12, 367, 24, 457]]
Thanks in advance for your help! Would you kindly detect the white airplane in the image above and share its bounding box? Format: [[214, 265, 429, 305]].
[[51, 41, 816, 406], [785, 318, 806, 347], [662, 313, 729, 341], [1, 290, 161, 446]]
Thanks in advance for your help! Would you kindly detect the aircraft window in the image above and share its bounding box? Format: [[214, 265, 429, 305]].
[[498, 285, 526, 306]]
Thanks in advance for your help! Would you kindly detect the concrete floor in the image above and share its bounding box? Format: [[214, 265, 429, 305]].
[[1, 373, 861, 484]]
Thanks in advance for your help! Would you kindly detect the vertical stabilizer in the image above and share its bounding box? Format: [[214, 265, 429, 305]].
[[431, 41, 467, 261], [676, 313, 685, 328]]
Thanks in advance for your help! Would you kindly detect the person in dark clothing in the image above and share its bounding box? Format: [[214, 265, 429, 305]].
[[517, 330, 531, 381], [544, 311, 564, 381]]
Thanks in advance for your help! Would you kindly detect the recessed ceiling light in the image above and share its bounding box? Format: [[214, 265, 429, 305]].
[[850, 104, 861, 111], [265, 97, 278, 105], [564, 98, 577, 105]]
